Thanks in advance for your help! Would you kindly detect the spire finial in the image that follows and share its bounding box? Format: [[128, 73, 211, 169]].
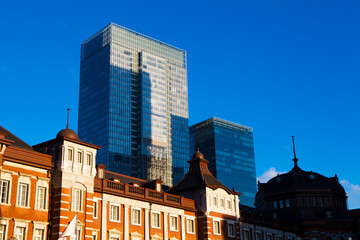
[[66, 108, 70, 129], [292, 136, 298, 168]]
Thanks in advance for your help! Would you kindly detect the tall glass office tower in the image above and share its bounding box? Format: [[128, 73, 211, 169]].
[[78, 23, 189, 186], [189, 117, 256, 206]]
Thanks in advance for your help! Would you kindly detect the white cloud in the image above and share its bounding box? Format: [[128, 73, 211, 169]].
[[257, 167, 286, 183], [340, 179, 360, 209]]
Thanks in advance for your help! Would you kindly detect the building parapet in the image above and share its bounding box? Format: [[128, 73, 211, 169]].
[[94, 177, 196, 211]]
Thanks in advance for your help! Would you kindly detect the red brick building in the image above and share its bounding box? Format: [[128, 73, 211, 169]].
[[0, 126, 52, 240]]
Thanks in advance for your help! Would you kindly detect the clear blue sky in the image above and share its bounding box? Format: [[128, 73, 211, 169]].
[[1, 1, 359, 208]]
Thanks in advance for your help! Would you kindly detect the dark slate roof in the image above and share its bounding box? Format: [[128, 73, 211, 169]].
[[0, 126, 33, 151], [256, 158, 346, 202], [167, 149, 238, 195]]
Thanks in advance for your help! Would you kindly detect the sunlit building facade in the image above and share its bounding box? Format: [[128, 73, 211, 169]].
[[189, 117, 256, 206], [78, 23, 189, 186]]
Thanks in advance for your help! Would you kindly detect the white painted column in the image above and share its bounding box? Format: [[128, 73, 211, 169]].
[[163, 212, 168, 240], [101, 199, 107, 240], [124, 204, 129, 240], [181, 215, 185, 240], [145, 209, 150, 240]]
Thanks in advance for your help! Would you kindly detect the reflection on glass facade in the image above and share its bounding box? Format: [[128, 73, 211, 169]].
[[189, 117, 256, 206], [78, 23, 189, 186]]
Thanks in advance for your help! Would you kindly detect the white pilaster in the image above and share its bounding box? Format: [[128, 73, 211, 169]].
[[181, 215, 185, 240], [163, 212, 168, 240], [124, 204, 129, 240], [101, 199, 107, 240], [145, 209, 150, 240]]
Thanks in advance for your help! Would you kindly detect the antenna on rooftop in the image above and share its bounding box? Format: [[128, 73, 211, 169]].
[[66, 108, 70, 129], [292, 136, 298, 168]]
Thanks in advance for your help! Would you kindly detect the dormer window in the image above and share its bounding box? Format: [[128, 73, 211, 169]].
[[77, 152, 83, 164], [68, 149, 73, 161], [98, 169, 104, 179], [156, 183, 161, 192]]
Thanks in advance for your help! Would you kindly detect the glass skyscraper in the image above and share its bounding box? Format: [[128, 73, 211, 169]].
[[189, 117, 256, 206], [78, 23, 189, 186]]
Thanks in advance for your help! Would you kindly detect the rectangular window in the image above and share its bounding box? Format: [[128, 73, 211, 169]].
[[86, 154, 92, 165], [68, 149, 73, 161], [0, 180, 9, 204], [109, 204, 120, 222], [213, 220, 220, 235], [33, 229, 44, 240], [220, 198, 225, 208], [186, 218, 195, 234], [244, 230, 250, 240], [72, 189, 82, 211], [227, 200, 232, 210], [151, 212, 160, 228], [279, 200, 284, 208], [36, 187, 46, 209], [93, 200, 98, 219], [256, 232, 262, 240], [131, 208, 141, 225], [17, 183, 29, 206], [285, 199, 290, 207], [0, 224, 6, 240], [71, 229, 81, 240], [77, 152, 82, 163], [170, 215, 178, 231], [15, 226, 25, 240], [228, 222, 235, 237], [273, 201, 277, 210], [212, 196, 217, 206]]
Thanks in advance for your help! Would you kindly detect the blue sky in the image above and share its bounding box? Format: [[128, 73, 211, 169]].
[[1, 1, 359, 208]]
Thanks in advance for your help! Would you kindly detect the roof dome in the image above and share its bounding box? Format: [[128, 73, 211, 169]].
[[56, 128, 79, 140], [192, 148, 205, 160], [56, 108, 79, 140], [255, 160, 346, 204]]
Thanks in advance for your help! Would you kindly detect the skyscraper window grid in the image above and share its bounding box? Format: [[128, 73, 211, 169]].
[[189, 117, 256, 206], [79, 23, 189, 186]]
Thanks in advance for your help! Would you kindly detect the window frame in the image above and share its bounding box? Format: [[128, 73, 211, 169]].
[[14, 225, 26, 240], [213, 219, 221, 235], [0, 179, 10, 204], [77, 151, 83, 164], [227, 199, 232, 210], [186, 217, 195, 234], [86, 154, 92, 166], [0, 223, 6, 240], [255, 231, 262, 240], [131, 207, 141, 226], [16, 182, 30, 207], [169, 215, 178, 232], [93, 200, 98, 219], [151, 211, 160, 229], [227, 221, 235, 238], [212, 196, 218, 207], [220, 197, 225, 208], [71, 188, 82, 212], [109, 203, 120, 223], [68, 148, 73, 161], [35, 186, 47, 210], [33, 228, 44, 240]]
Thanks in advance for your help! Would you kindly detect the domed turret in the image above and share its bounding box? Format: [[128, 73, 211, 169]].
[[56, 108, 79, 140]]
